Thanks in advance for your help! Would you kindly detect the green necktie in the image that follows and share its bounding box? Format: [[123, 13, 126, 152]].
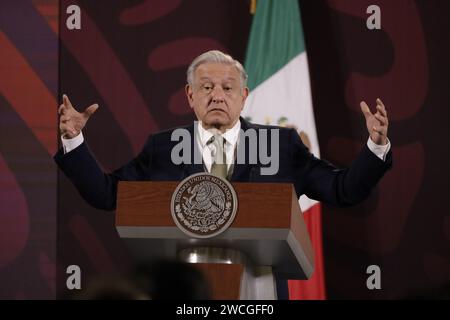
[[209, 134, 228, 179]]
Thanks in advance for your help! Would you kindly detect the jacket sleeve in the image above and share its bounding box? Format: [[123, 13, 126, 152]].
[[290, 129, 392, 207], [54, 136, 154, 211]]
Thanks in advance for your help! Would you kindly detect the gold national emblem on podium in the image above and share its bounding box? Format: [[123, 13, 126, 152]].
[[170, 173, 238, 238]]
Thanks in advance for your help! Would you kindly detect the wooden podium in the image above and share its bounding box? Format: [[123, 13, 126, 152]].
[[116, 181, 314, 299]]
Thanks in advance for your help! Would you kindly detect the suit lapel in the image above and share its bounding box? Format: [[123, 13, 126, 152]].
[[181, 122, 205, 179]]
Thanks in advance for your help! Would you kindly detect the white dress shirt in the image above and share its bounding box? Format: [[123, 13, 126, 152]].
[[196, 120, 241, 173]]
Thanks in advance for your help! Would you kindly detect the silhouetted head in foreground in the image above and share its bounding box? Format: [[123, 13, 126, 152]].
[[131, 260, 212, 300], [71, 276, 149, 300]]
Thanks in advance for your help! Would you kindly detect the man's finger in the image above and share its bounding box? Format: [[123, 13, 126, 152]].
[[60, 115, 70, 122], [63, 94, 74, 110], [376, 98, 386, 109], [376, 98, 388, 114], [360, 101, 372, 119], [60, 122, 76, 134], [372, 125, 387, 135], [84, 104, 99, 118], [372, 126, 382, 134], [376, 104, 387, 118], [374, 113, 388, 126], [58, 104, 66, 115]]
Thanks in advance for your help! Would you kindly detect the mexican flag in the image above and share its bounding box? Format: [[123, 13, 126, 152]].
[[243, 0, 326, 300]]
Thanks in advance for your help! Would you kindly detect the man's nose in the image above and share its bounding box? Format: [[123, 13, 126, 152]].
[[211, 87, 225, 103]]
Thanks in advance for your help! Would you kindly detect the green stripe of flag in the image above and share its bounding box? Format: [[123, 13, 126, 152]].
[[244, 0, 306, 91]]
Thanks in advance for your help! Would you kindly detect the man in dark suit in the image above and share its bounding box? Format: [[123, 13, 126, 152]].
[[55, 50, 392, 298], [55, 50, 391, 210]]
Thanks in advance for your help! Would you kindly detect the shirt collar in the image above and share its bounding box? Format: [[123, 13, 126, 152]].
[[197, 119, 241, 147]]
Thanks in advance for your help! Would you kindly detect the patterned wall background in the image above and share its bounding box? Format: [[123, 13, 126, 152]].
[[303, 0, 450, 299], [0, 0, 58, 299], [0, 0, 449, 299]]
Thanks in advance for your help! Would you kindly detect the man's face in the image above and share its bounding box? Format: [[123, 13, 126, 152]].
[[186, 62, 249, 131]]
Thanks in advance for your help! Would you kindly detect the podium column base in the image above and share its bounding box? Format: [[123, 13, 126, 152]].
[[178, 247, 276, 300]]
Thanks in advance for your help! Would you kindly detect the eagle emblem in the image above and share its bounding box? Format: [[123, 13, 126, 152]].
[[171, 173, 238, 238]]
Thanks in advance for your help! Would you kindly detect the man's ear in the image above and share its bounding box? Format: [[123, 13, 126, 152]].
[[185, 84, 194, 108], [241, 87, 249, 109]]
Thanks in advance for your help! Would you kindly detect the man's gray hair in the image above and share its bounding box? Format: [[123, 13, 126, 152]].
[[186, 50, 248, 88]]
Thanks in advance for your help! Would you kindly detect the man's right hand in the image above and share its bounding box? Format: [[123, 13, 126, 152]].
[[58, 94, 99, 139]]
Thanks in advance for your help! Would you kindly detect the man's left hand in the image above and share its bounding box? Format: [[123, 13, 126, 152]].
[[360, 98, 389, 145]]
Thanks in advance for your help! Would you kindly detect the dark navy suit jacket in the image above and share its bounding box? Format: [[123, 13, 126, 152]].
[[54, 117, 392, 211]]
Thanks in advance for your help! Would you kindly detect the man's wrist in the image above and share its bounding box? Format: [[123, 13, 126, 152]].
[[367, 137, 391, 161], [62, 131, 84, 154]]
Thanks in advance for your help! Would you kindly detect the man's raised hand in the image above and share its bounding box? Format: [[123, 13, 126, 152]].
[[58, 94, 98, 139], [360, 98, 389, 145]]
